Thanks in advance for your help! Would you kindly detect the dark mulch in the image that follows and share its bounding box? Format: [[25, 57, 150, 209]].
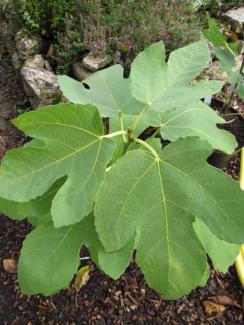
[[1, 51, 244, 324], [1, 214, 244, 325]]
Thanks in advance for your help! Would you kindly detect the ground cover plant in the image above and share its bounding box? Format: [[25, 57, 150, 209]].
[[0, 40, 244, 300]]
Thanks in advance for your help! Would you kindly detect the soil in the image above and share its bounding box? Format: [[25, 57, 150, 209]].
[[1, 51, 244, 325]]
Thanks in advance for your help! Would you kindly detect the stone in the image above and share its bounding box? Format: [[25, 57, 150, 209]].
[[71, 62, 92, 81], [44, 60, 53, 72], [223, 7, 244, 34], [23, 54, 45, 70], [82, 53, 109, 72], [21, 67, 62, 108], [15, 29, 43, 60]]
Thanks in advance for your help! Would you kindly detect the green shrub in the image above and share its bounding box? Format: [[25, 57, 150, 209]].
[[12, 0, 84, 73], [5, 0, 204, 72], [14, 0, 76, 36]]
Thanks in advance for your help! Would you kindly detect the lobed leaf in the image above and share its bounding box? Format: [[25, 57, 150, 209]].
[[193, 219, 239, 273], [0, 104, 115, 227], [202, 19, 227, 48], [143, 101, 237, 154], [214, 48, 240, 85], [130, 41, 223, 112], [81, 215, 134, 279], [0, 178, 65, 225], [18, 214, 134, 295], [58, 65, 144, 118], [95, 137, 244, 299], [18, 222, 83, 295], [202, 19, 238, 53]]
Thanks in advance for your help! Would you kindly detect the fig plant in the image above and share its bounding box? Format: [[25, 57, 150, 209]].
[[0, 40, 244, 299]]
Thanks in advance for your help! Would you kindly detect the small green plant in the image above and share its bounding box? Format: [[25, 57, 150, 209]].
[[0, 40, 243, 299], [202, 19, 244, 106], [14, 0, 76, 36]]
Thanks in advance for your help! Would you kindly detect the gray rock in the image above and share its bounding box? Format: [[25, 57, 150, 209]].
[[23, 54, 45, 70], [82, 53, 109, 72], [72, 62, 92, 81], [15, 29, 43, 60], [223, 7, 244, 34], [44, 60, 53, 72], [21, 67, 62, 108]]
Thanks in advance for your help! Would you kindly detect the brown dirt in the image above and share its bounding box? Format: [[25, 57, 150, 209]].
[[1, 214, 244, 325], [1, 51, 244, 325]]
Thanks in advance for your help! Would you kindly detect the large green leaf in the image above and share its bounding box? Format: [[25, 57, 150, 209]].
[[144, 101, 237, 154], [95, 137, 244, 299], [81, 215, 134, 279], [0, 178, 64, 224], [202, 19, 238, 53], [214, 48, 235, 73], [193, 219, 239, 273], [214, 48, 240, 85], [58, 65, 143, 118], [130, 41, 166, 108], [0, 104, 115, 228], [202, 19, 227, 48], [130, 41, 223, 112], [18, 222, 83, 295], [19, 214, 134, 295], [239, 82, 244, 100]]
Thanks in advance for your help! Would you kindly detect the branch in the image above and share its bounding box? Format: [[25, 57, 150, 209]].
[[132, 137, 159, 160], [102, 130, 127, 139]]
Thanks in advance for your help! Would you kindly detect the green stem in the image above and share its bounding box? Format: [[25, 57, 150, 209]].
[[119, 112, 127, 144], [222, 113, 242, 117], [130, 104, 149, 130], [149, 127, 161, 139], [103, 130, 127, 139], [132, 137, 159, 160], [225, 42, 237, 58]]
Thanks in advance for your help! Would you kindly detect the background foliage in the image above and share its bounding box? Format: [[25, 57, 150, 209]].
[[1, 0, 243, 72], [2, 0, 204, 72]]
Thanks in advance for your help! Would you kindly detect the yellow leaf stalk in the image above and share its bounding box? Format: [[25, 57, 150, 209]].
[[240, 147, 244, 191], [235, 147, 244, 287]]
